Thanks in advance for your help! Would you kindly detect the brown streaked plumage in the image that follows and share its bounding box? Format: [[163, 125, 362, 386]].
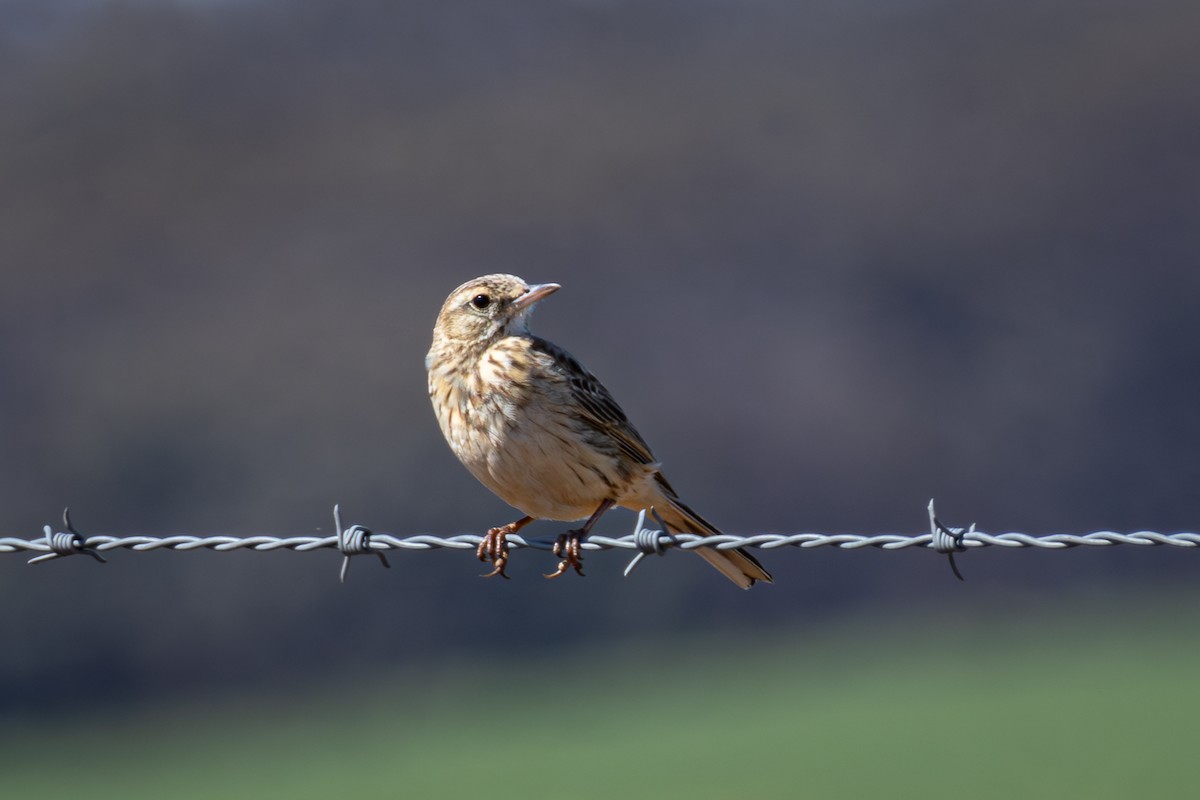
[[425, 274, 772, 588]]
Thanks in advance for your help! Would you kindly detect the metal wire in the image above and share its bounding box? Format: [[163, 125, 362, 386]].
[[8, 529, 1200, 556], [2, 501, 1197, 581]]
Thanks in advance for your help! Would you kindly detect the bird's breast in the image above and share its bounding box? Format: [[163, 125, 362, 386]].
[[428, 343, 632, 521]]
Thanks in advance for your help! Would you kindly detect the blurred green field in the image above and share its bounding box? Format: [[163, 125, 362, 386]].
[[5, 606, 1198, 800]]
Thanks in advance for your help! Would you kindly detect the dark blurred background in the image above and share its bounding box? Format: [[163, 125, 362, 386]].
[[2, 0, 1199, 718]]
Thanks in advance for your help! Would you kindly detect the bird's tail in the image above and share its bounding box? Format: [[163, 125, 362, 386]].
[[655, 496, 773, 589]]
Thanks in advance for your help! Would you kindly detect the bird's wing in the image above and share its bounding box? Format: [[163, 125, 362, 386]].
[[531, 337, 661, 470]]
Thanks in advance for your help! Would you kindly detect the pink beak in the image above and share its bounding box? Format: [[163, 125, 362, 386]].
[[512, 282, 561, 310]]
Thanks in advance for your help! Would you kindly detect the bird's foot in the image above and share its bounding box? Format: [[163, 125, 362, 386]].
[[477, 525, 513, 579], [545, 529, 586, 579]]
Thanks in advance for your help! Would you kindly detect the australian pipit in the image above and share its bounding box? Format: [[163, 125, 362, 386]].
[[426, 274, 772, 588]]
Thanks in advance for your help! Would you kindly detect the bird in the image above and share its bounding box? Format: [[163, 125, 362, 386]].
[[425, 274, 772, 588]]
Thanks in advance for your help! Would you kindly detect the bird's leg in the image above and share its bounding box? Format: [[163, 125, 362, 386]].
[[478, 516, 534, 579], [545, 499, 615, 580]]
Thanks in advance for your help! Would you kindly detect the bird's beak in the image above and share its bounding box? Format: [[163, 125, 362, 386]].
[[512, 282, 561, 311]]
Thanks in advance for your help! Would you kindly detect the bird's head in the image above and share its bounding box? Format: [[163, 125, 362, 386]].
[[428, 274, 560, 363]]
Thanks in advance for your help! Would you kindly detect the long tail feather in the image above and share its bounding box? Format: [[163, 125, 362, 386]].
[[655, 497, 772, 589]]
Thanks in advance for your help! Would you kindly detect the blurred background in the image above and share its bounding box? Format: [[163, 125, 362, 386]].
[[2, 0, 1199, 797]]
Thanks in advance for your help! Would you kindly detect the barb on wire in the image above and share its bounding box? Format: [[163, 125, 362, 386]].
[[3, 501, 1198, 582], [27, 508, 106, 565], [334, 504, 390, 583], [928, 499, 973, 581], [623, 507, 675, 577]]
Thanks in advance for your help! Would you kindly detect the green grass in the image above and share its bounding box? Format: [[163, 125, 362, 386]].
[[5, 609, 1199, 799]]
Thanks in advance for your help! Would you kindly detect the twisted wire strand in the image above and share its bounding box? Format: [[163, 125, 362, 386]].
[[3, 501, 1197, 584], [4, 529, 1199, 557]]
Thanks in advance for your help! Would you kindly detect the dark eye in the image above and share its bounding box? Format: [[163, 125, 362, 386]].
[[470, 294, 492, 310]]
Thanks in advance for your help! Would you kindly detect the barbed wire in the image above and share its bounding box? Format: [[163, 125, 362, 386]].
[[2, 501, 1197, 581]]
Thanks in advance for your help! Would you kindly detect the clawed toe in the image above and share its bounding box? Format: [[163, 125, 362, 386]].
[[477, 526, 511, 579], [545, 529, 586, 579], [476, 516, 534, 579]]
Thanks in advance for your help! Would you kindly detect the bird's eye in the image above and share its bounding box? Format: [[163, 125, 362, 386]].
[[470, 294, 492, 310]]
